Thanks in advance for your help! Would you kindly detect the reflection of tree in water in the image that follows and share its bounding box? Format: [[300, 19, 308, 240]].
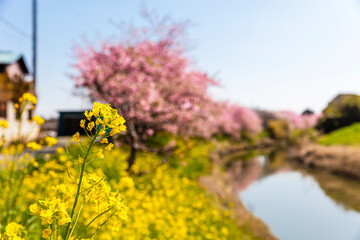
[[305, 168, 360, 213], [270, 149, 360, 213], [227, 157, 264, 193], [226, 148, 360, 213], [277, 151, 360, 213], [226, 148, 291, 193]]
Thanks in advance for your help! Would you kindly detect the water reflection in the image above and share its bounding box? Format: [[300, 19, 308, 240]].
[[231, 150, 360, 240]]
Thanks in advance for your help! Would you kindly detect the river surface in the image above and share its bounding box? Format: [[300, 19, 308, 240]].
[[232, 150, 360, 240]]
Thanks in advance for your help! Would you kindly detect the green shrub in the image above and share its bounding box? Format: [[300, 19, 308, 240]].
[[267, 119, 291, 140], [317, 94, 360, 133]]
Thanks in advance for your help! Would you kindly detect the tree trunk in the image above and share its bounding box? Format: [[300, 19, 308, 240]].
[[127, 141, 137, 172]]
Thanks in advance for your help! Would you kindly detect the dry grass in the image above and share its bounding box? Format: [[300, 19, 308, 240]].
[[290, 143, 360, 178]]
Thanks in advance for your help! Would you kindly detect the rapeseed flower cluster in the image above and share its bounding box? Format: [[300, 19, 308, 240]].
[[0, 222, 25, 240], [34, 102, 128, 240], [1, 142, 255, 240], [14, 93, 37, 118], [0, 93, 48, 230], [0, 120, 9, 129], [76, 102, 126, 139], [0, 94, 256, 240]]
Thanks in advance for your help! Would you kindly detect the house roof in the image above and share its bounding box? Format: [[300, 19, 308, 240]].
[[0, 51, 29, 74]]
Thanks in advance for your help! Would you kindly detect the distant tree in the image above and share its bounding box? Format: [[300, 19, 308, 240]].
[[302, 109, 314, 115], [267, 119, 291, 140], [317, 94, 360, 133], [211, 102, 242, 139], [74, 14, 218, 170], [0, 73, 33, 103], [209, 102, 263, 139], [233, 106, 262, 135], [275, 111, 320, 130]]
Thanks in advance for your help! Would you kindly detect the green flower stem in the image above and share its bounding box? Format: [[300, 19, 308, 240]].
[[64, 131, 99, 240], [68, 200, 86, 239], [75, 208, 112, 239]]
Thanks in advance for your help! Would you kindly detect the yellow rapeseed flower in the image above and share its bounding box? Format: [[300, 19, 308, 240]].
[[0, 120, 9, 128], [100, 138, 108, 144], [26, 142, 41, 151], [84, 110, 93, 121], [21, 93, 37, 104], [96, 149, 104, 159], [32, 115, 45, 125], [56, 147, 64, 154], [105, 143, 113, 151], [5, 222, 23, 237], [87, 122, 95, 131], [39, 209, 53, 225], [58, 217, 71, 226], [45, 136, 57, 147], [42, 229, 52, 238], [80, 119, 86, 128], [71, 132, 80, 143], [90, 102, 126, 137], [29, 203, 41, 215]]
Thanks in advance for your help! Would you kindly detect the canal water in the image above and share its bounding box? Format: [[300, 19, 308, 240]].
[[232, 150, 360, 240]]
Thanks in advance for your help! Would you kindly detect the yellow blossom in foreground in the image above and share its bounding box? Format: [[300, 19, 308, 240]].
[[56, 147, 64, 154], [96, 149, 104, 159], [0, 120, 9, 128], [87, 122, 95, 131], [71, 132, 80, 143], [100, 138, 108, 144], [42, 229, 52, 238], [21, 93, 37, 104], [5, 222, 23, 237], [32, 115, 45, 125], [110, 125, 127, 137], [26, 141, 41, 151], [89, 102, 126, 137], [45, 136, 57, 146], [29, 203, 41, 215], [105, 143, 113, 151], [58, 217, 71, 226], [80, 119, 86, 128], [84, 110, 93, 121]]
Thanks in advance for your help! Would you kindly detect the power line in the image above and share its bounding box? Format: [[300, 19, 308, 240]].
[[32, 0, 37, 88], [0, 15, 30, 38]]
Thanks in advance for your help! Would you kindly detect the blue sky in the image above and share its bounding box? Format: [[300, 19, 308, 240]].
[[1, 0, 360, 118]]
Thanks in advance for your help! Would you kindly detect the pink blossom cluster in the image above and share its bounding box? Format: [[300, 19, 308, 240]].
[[232, 105, 263, 135], [211, 102, 262, 138], [274, 111, 320, 130], [75, 38, 219, 140], [74, 19, 263, 142]]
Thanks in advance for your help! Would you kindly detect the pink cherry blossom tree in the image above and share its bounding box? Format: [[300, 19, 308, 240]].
[[233, 105, 263, 135], [210, 102, 262, 139], [74, 16, 218, 170], [274, 111, 320, 130]]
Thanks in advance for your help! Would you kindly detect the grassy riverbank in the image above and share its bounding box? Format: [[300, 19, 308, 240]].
[[318, 123, 360, 146]]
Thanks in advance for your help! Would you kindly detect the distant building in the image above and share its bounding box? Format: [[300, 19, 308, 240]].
[[0, 52, 29, 78], [58, 111, 88, 136], [0, 51, 39, 142]]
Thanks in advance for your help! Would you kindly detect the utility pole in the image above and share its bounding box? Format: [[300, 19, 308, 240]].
[[32, 0, 37, 91]]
